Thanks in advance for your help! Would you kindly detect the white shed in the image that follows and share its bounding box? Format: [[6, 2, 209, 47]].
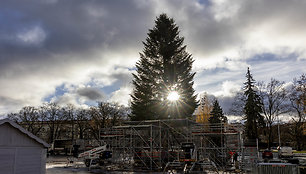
[[0, 118, 49, 174]]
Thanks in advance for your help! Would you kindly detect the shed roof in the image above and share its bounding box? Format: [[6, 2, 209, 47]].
[[0, 118, 49, 148]]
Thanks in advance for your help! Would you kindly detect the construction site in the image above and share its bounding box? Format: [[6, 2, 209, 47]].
[[78, 118, 251, 173], [44, 118, 305, 174]]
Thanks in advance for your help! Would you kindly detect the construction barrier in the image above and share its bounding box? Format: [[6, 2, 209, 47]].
[[255, 163, 300, 174]]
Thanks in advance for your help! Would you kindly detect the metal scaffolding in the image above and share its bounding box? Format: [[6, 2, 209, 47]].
[[99, 119, 242, 171]]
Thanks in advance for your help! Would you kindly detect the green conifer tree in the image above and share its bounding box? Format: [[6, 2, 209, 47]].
[[243, 67, 265, 140], [209, 99, 227, 125], [131, 14, 198, 120], [209, 99, 227, 147]]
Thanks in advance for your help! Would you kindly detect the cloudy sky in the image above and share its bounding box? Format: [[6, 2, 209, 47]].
[[0, 0, 305, 117]]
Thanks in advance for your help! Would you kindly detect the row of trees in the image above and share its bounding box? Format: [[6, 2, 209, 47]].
[[8, 102, 129, 143], [236, 70, 305, 150], [196, 70, 305, 150]]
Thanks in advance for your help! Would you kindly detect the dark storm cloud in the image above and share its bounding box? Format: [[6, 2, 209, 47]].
[[77, 87, 105, 101], [0, 1, 154, 71], [170, 0, 306, 62], [0, 0, 155, 114], [1, 0, 306, 116], [0, 0, 153, 73]]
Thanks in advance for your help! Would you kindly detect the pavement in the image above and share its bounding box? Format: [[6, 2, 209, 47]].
[[46, 154, 306, 174], [46, 156, 91, 174], [46, 156, 162, 174], [46, 162, 138, 174]]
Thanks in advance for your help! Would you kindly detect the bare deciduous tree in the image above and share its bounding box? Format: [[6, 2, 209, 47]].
[[75, 108, 90, 139], [8, 106, 45, 136], [258, 78, 288, 149], [288, 74, 306, 150], [89, 102, 127, 140], [62, 104, 76, 141], [229, 91, 246, 116], [41, 103, 64, 143]]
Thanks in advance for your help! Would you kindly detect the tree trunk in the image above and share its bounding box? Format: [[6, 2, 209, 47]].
[[268, 123, 273, 149]]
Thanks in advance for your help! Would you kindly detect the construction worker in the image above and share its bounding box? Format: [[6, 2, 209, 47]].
[[233, 151, 239, 170]]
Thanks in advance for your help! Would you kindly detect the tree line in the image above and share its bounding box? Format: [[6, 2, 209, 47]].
[[230, 70, 305, 150], [7, 102, 129, 144], [199, 70, 305, 150]]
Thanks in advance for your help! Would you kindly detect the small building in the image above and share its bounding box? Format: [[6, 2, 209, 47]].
[[0, 118, 49, 174]]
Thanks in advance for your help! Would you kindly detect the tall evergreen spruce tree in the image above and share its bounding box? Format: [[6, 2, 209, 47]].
[[243, 67, 265, 140], [131, 14, 198, 121], [209, 99, 227, 147], [209, 100, 227, 132], [209, 100, 227, 124]]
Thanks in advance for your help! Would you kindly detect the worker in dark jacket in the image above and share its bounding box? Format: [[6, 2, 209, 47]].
[[233, 151, 239, 170]]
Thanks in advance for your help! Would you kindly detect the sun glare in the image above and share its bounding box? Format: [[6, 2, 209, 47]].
[[167, 91, 180, 101]]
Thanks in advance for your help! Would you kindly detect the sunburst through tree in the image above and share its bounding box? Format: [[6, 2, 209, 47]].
[[130, 14, 198, 121]]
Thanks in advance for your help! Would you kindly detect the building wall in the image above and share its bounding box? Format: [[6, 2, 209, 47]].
[[0, 148, 46, 174], [0, 123, 42, 147], [195, 105, 212, 124], [0, 123, 46, 174], [196, 112, 212, 124]]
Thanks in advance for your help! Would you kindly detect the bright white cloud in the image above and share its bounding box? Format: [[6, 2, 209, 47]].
[[213, 81, 241, 97], [109, 85, 133, 106]]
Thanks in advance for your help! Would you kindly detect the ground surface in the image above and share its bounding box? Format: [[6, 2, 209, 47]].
[[46, 156, 162, 174], [46, 163, 154, 174], [46, 154, 306, 174]]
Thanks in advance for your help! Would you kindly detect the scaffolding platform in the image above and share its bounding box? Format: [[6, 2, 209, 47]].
[[99, 119, 242, 172]]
